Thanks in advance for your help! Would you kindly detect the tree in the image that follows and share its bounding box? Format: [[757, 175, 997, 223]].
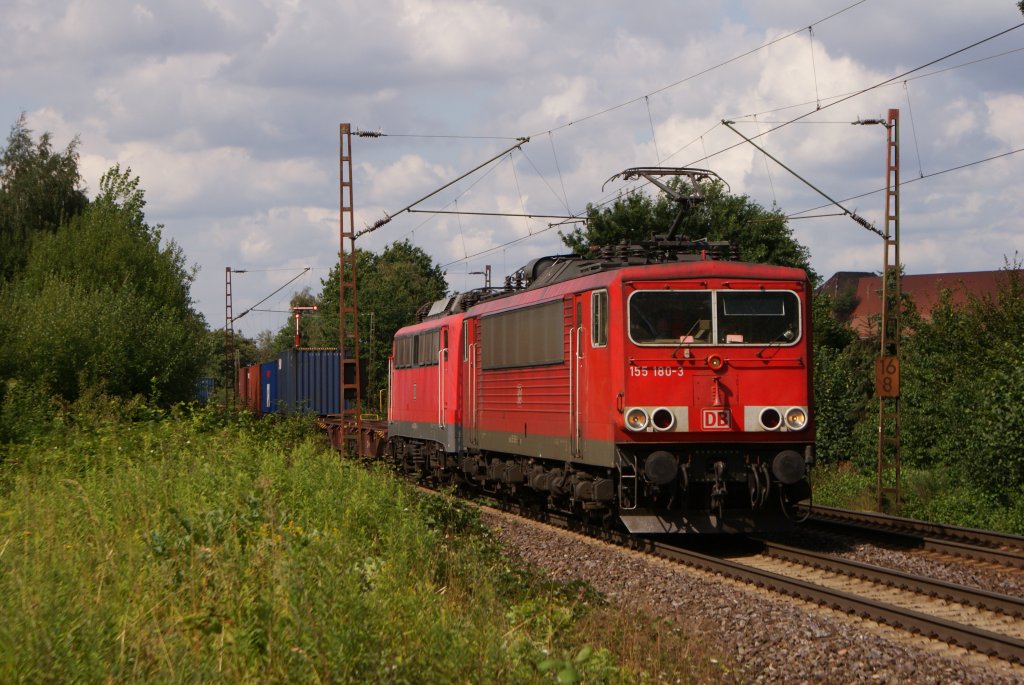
[[809, 291, 871, 464], [900, 262, 1024, 495], [204, 327, 259, 392], [0, 114, 89, 281], [0, 166, 209, 404], [561, 179, 817, 283]]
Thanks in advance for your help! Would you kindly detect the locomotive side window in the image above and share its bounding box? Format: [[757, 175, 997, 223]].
[[591, 290, 608, 347], [415, 330, 440, 366], [481, 301, 563, 369], [716, 291, 799, 344], [395, 330, 443, 368], [629, 291, 712, 345], [394, 336, 415, 368]]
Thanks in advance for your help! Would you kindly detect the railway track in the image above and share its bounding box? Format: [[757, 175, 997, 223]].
[[497, 505, 1024, 664], [338, 422, 1024, 665], [752, 538, 1024, 618], [799, 504, 1024, 569]]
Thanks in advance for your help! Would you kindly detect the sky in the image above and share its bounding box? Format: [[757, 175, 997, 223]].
[[3, 0, 1023, 338]]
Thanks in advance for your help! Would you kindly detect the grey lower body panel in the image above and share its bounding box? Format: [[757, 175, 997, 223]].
[[389, 420, 461, 454], [474, 429, 617, 467]]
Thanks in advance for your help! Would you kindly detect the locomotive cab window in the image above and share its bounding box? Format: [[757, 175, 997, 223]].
[[716, 291, 799, 345], [628, 289, 800, 346], [629, 291, 713, 345]]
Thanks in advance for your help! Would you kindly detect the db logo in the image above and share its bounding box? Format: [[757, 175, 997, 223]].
[[702, 409, 731, 430]]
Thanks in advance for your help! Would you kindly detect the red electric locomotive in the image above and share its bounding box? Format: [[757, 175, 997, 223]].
[[387, 244, 813, 534]]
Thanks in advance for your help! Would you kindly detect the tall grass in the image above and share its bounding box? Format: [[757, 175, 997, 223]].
[[0, 404, 718, 683]]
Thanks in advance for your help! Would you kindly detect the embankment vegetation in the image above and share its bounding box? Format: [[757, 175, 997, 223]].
[[0, 402, 719, 682]]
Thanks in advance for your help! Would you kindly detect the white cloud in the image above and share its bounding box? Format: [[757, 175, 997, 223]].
[[3, 0, 1023, 328], [362, 154, 453, 207], [986, 93, 1024, 148], [397, 0, 540, 70], [941, 99, 978, 143]]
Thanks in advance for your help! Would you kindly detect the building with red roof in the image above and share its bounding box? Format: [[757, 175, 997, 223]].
[[818, 270, 1009, 337]]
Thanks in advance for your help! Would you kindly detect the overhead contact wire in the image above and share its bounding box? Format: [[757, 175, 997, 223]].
[[549, 132, 571, 212], [808, 26, 822, 110], [438, 16, 1022, 269], [903, 82, 925, 179], [527, 0, 869, 139], [645, 96, 661, 161], [233, 267, 311, 322], [709, 21, 1024, 163], [727, 45, 1024, 125], [359, 137, 530, 238], [787, 146, 1024, 220]]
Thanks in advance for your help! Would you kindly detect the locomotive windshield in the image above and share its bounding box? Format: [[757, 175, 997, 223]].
[[628, 290, 799, 345]]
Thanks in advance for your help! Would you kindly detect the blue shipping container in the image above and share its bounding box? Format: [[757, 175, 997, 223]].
[[260, 361, 279, 414], [276, 348, 341, 415], [195, 377, 216, 405]]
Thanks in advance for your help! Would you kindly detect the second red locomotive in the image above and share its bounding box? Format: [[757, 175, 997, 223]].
[[387, 236, 814, 534]]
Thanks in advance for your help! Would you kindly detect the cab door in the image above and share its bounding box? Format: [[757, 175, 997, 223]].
[[437, 326, 449, 428], [463, 318, 479, 448], [568, 295, 585, 458]]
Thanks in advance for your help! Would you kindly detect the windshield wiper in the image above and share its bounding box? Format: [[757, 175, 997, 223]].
[[671, 319, 706, 359], [756, 327, 796, 358]]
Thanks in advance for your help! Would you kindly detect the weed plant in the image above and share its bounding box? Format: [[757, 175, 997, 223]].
[[0, 402, 716, 683]]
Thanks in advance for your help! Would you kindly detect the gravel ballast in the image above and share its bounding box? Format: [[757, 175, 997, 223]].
[[482, 511, 1024, 684]]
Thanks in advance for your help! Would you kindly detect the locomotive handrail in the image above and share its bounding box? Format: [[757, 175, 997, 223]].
[[438, 340, 446, 429], [574, 324, 583, 457], [469, 342, 478, 446]]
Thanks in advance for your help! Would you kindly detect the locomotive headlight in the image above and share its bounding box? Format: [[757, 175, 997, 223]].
[[625, 407, 649, 431], [759, 407, 782, 431], [651, 407, 675, 431], [785, 407, 808, 431]]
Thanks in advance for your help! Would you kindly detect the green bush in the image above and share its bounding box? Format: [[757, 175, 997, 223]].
[[0, 379, 59, 446]]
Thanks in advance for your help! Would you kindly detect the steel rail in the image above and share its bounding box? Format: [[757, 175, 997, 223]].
[[758, 539, 1024, 618], [658, 544, 1024, 663], [800, 505, 1024, 568], [804, 504, 1024, 550]]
